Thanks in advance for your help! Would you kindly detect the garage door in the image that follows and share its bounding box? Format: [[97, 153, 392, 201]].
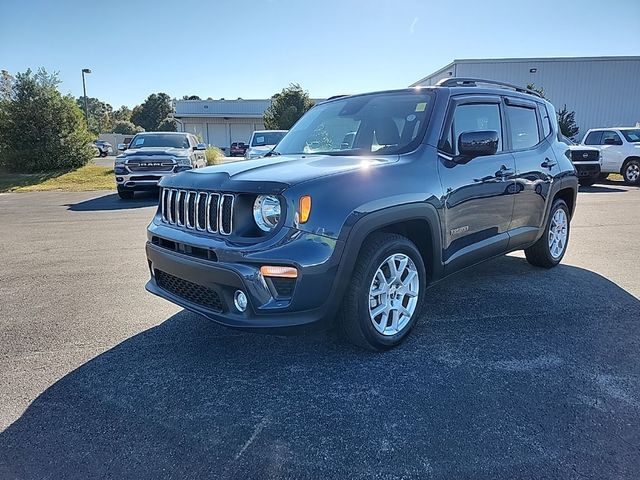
[[207, 124, 227, 148], [230, 124, 253, 145]]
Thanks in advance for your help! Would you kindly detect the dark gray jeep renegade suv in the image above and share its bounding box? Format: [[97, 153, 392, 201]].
[[145, 78, 578, 350]]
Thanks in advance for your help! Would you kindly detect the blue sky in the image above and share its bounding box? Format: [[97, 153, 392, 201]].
[[1, 0, 639, 108]]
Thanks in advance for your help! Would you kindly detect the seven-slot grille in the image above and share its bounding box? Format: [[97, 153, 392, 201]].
[[161, 188, 234, 235]]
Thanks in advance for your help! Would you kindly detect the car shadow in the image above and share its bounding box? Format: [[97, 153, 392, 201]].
[[579, 184, 628, 193], [66, 191, 159, 211], [1, 256, 639, 479]]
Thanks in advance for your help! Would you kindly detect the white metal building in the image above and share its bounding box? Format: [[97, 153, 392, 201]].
[[174, 99, 270, 150], [411, 56, 640, 137]]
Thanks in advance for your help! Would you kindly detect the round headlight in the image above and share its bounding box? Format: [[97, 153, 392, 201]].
[[253, 195, 281, 231]]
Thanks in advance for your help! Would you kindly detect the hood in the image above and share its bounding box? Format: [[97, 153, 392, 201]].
[[159, 154, 398, 192], [568, 145, 599, 152], [120, 147, 189, 158]]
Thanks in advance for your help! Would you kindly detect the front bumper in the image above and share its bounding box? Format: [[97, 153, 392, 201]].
[[115, 166, 190, 190], [145, 223, 346, 332], [573, 162, 601, 178]]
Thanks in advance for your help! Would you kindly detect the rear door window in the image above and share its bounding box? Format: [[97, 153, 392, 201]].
[[506, 104, 540, 150], [600, 131, 623, 145]]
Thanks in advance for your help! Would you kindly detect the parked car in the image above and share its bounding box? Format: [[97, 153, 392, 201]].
[[145, 78, 578, 350], [94, 140, 113, 157], [559, 135, 601, 187], [114, 132, 207, 199], [244, 130, 288, 159], [582, 127, 640, 185], [229, 142, 248, 157]]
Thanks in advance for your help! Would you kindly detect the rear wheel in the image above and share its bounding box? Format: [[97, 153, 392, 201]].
[[117, 187, 135, 200], [338, 233, 426, 350], [525, 199, 570, 268], [622, 159, 640, 185]]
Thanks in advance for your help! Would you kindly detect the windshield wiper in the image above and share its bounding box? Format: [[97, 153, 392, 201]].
[[264, 150, 281, 157]]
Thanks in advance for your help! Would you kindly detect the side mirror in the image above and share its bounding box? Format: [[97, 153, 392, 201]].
[[458, 130, 499, 159], [194, 143, 207, 150], [117, 143, 128, 151], [603, 138, 621, 146]]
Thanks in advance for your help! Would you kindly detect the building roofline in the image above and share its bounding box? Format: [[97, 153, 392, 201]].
[[411, 55, 640, 86], [173, 113, 264, 119]]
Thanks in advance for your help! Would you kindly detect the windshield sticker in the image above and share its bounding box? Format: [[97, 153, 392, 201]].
[[256, 136, 264, 144], [406, 114, 416, 122], [133, 137, 145, 146], [415, 102, 427, 112]]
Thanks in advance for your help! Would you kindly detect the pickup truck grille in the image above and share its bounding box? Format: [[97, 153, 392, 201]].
[[571, 150, 599, 162], [128, 162, 175, 172], [160, 188, 234, 235]]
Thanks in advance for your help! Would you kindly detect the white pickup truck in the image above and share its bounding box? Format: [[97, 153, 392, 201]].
[[582, 127, 640, 185]]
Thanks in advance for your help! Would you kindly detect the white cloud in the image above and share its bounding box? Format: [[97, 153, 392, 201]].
[[409, 17, 419, 35]]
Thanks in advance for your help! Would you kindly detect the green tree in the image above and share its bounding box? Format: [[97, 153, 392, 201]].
[[182, 95, 201, 100], [526, 83, 579, 139], [131, 93, 173, 131], [0, 70, 14, 101], [112, 105, 132, 122], [77, 96, 113, 134], [557, 105, 580, 139], [0, 68, 94, 172], [113, 120, 143, 135], [263, 83, 315, 130], [157, 117, 177, 132]]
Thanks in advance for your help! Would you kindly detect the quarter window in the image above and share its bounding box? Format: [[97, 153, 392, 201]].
[[447, 103, 503, 155], [538, 103, 552, 138], [506, 105, 540, 150]]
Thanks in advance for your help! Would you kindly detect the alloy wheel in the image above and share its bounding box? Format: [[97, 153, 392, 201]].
[[625, 162, 640, 183], [368, 253, 420, 336], [548, 208, 568, 259]]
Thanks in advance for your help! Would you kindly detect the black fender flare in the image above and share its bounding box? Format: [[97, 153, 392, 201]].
[[328, 203, 444, 309]]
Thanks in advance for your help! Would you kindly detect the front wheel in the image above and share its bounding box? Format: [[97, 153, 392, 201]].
[[622, 159, 640, 185], [338, 233, 426, 350], [117, 187, 135, 200], [525, 198, 570, 268]]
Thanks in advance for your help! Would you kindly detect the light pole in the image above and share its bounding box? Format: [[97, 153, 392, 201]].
[[81, 68, 91, 126]]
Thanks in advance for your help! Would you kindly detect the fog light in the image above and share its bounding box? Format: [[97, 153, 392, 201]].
[[234, 290, 248, 312]]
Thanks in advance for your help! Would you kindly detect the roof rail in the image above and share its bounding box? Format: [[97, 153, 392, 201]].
[[435, 77, 542, 98]]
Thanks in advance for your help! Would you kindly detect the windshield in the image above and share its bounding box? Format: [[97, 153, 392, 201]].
[[251, 132, 286, 147], [273, 90, 434, 156], [129, 134, 190, 149], [621, 129, 640, 143]]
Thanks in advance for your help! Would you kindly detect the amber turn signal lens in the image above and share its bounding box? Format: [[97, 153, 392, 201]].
[[299, 195, 311, 223], [260, 266, 298, 278]]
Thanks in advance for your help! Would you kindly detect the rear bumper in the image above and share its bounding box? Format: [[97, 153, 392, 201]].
[[144, 226, 346, 332]]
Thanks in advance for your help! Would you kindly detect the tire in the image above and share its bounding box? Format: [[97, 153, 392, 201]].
[[117, 187, 135, 200], [525, 199, 570, 268], [579, 178, 596, 187], [99, 150, 108, 157], [599, 173, 609, 181], [622, 158, 640, 185], [337, 232, 426, 351]]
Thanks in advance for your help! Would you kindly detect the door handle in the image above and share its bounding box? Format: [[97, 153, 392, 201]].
[[495, 165, 514, 178], [541, 158, 557, 169]]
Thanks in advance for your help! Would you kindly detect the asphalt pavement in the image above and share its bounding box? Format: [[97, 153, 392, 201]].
[[0, 183, 639, 479]]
